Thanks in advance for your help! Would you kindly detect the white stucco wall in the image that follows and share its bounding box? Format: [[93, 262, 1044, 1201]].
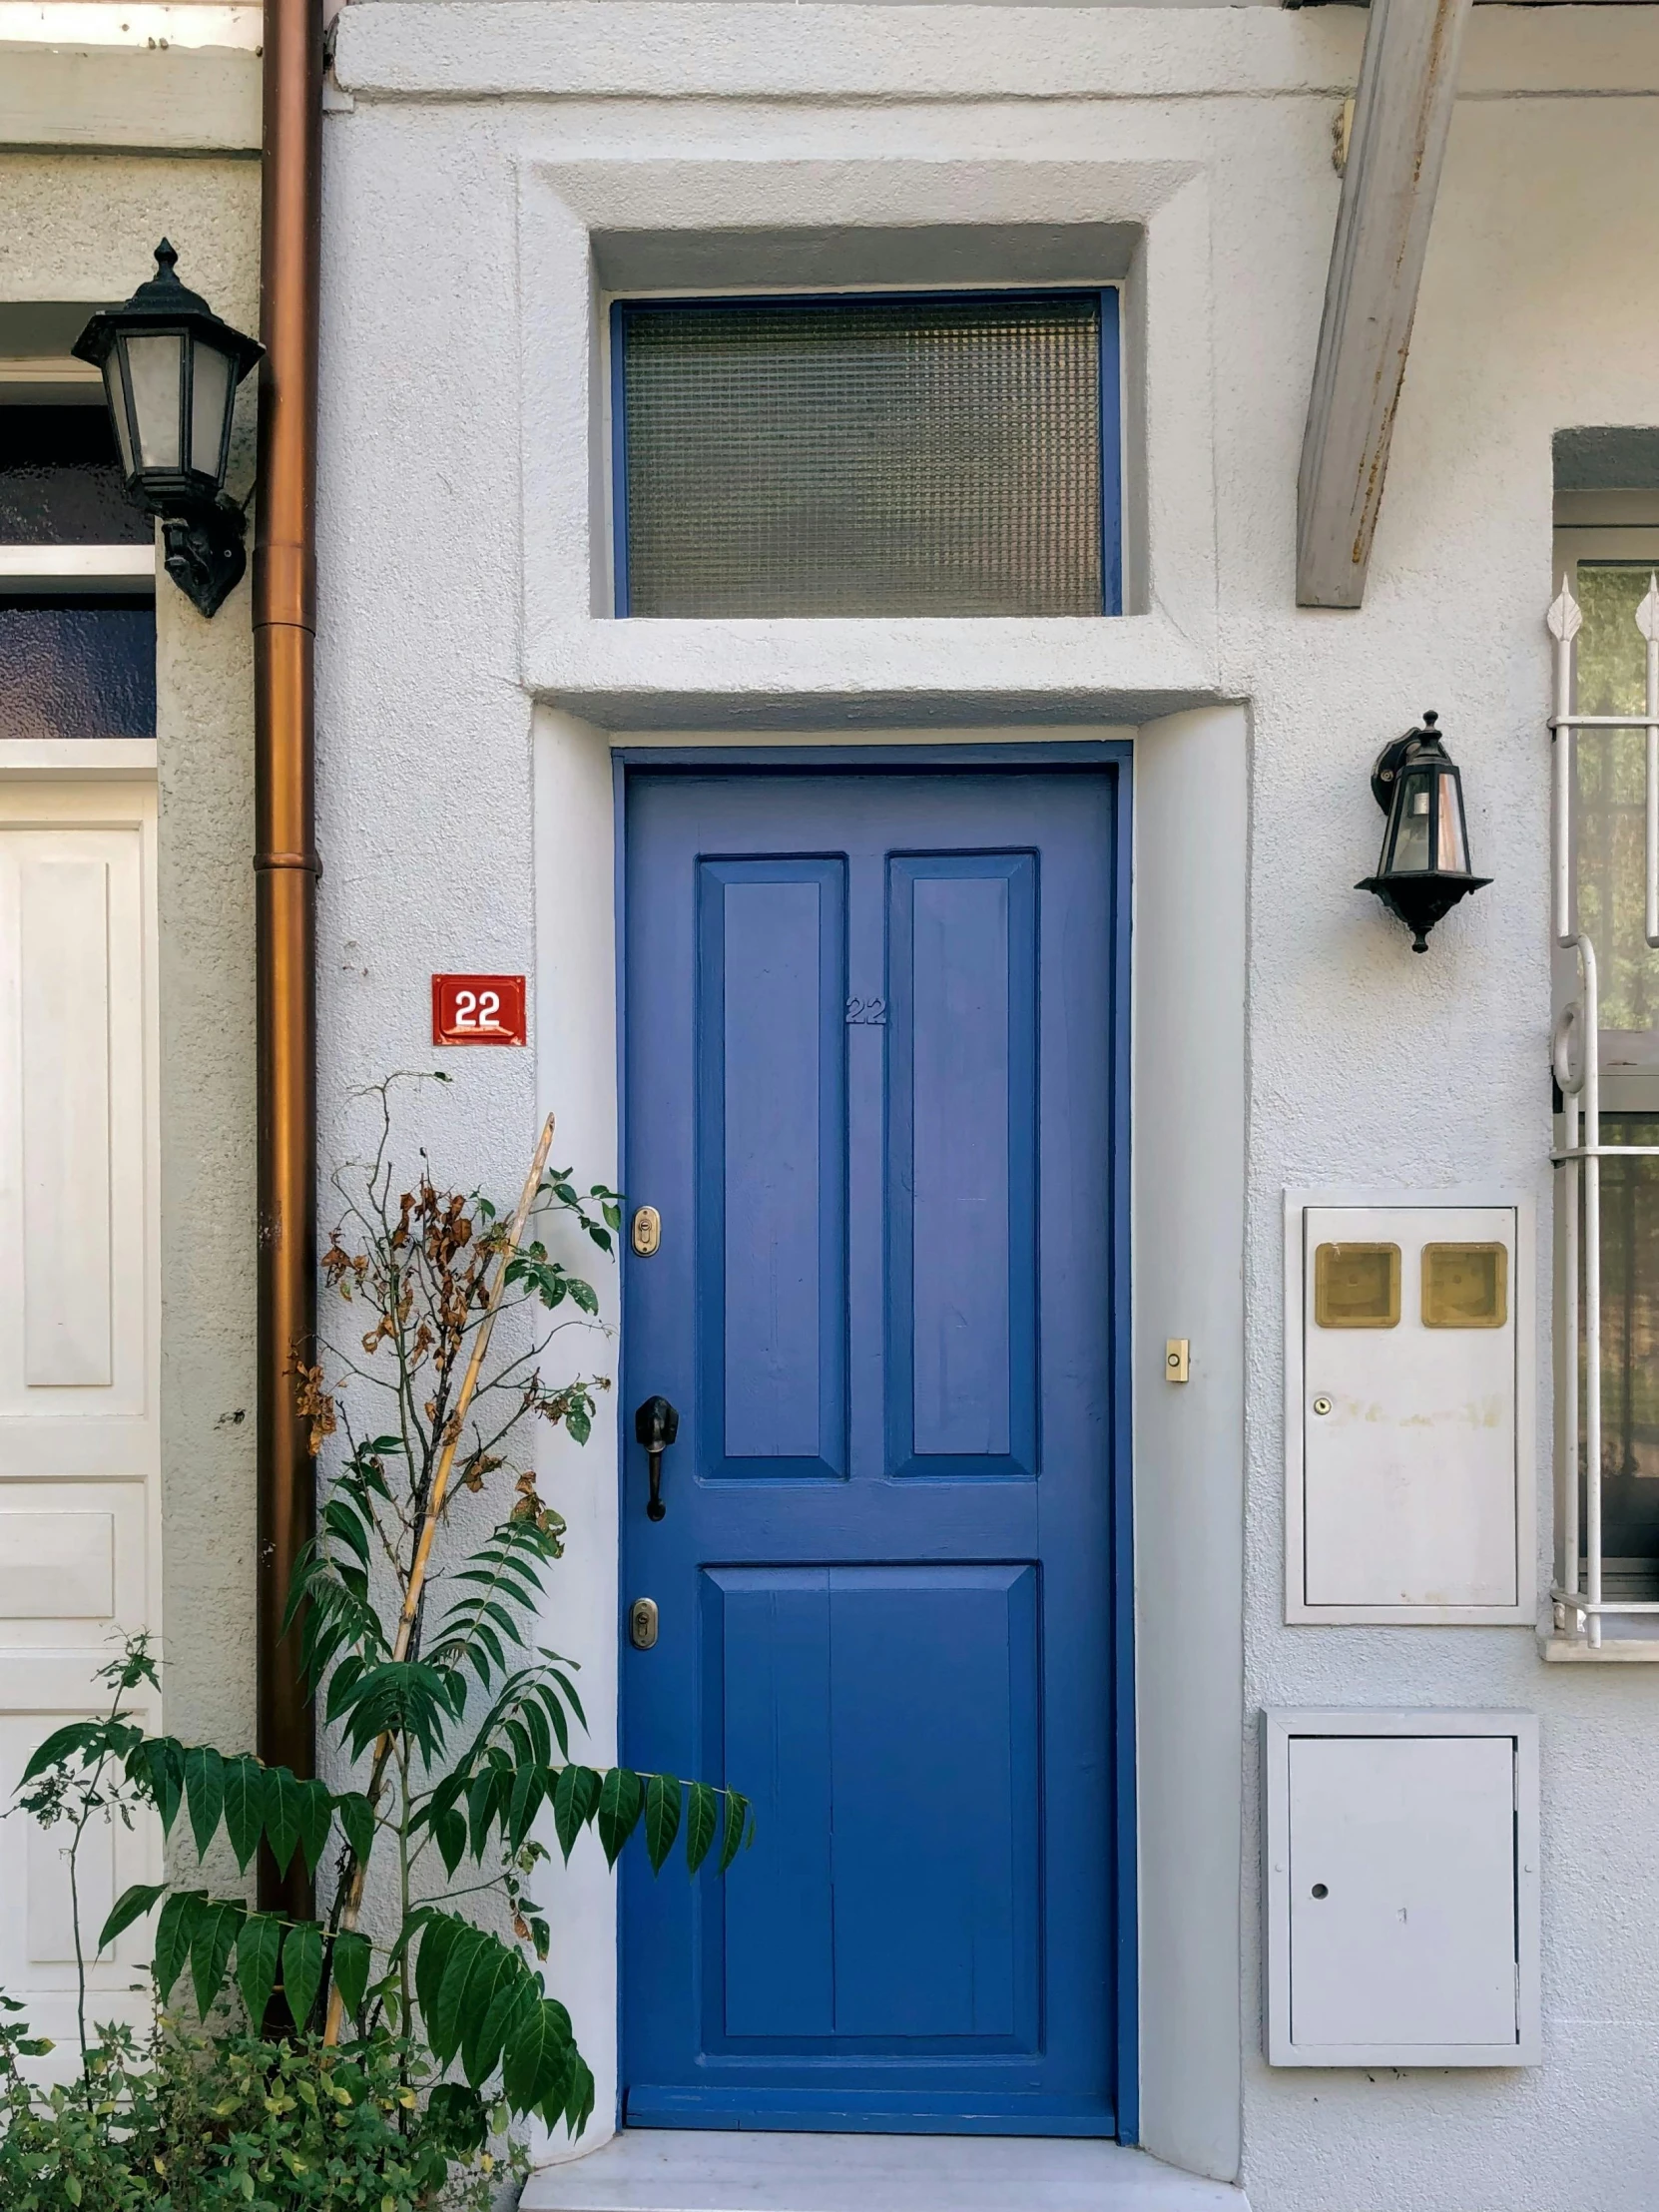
[[320, 8, 1659, 2204]]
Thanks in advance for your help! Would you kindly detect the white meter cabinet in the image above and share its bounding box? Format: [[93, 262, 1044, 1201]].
[[1263, 1711, 1541, 2068], [1284, 1192, 1534, 1624]]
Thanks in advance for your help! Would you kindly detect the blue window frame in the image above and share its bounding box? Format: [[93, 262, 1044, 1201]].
[[610, 288, 1122, 620]]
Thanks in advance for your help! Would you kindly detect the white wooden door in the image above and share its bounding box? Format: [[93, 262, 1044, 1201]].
[[0, 777, 162, 2059]]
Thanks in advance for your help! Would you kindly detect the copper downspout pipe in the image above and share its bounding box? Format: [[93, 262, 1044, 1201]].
[[254, 0, 322, 1922]]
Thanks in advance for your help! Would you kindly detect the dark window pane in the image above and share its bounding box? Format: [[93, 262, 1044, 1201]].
[[620, 294, 1110, 618], [0, 597, 155, 739], [0, 406, 150, 545], [1584, 1113, 1659, 1583]]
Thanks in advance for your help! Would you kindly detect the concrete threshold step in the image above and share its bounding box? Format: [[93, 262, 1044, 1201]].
[[522, 2128, 1248, 2212]]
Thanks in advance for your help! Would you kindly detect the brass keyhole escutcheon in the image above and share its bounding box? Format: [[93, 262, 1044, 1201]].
[[632, 1205, 662, 1258], [629, 1597, 659, 1650], [1312, 1395, 1333, 1416]]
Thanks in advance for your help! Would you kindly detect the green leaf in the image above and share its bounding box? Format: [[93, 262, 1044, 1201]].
[[184, 1746, 226, 1860], [413, 1912, 464, 2026], [508, 1763, 548, 1852], [191, 1899, 243, 2018], [596, 1768, 643, 1867], [459, 1937, 525, 2087], [719, 1790, 752, 1876], [566, 1278, 599, 1318], [297, 1779, 333, 1876], [264, 1767, 302, 1876], [323, 1495, 371, 1566], [435, 1805, 467, 1877], [644, 1773, 682, 1874], [96, 1881, 167, 1954], [563, 2048, 597, 2136], [553, 1765, 601, 1862], [221, 1760, 267, 1875], [565, 1404, 592, 1447], [235, 1914, 283, 2029], [130, 1737, 185, 1836], [683, 1783, 719, 1876], [280, 1920, 324, 2034], [153, 1890, 207, 2004], [501, 1993, 571, 2116], [20, 1721, 100, 1783], [334, 1790, 375, 1867], [331, 1930, 372, 2023], [429, 1925, 490, 2069], [474, 1970, 537, 2094]]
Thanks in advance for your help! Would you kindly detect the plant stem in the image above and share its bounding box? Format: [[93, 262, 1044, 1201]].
[[322, 1113, 557, 2043]]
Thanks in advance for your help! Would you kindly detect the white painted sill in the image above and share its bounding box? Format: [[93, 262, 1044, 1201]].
[[523, 609, 1219, 728], [0, 739, 157, 778]]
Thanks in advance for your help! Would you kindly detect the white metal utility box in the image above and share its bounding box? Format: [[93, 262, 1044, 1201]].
[[1263, 1710, 1540, 2067], [1285, 1192, 1532, 1623]]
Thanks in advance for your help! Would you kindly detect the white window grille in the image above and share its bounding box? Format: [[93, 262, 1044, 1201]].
[[1549, 568, 1659, 1647]]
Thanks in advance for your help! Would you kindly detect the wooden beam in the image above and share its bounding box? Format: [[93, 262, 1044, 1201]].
[[1296, 0, 1473, 609]]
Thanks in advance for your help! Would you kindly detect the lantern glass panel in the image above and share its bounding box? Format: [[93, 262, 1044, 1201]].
[[125, 332, 184, 472], [100, 358, 136, 479], [1391, 770, 1434, 872], [1436, 774, 1469, 872], [188, 339, 234, 486]]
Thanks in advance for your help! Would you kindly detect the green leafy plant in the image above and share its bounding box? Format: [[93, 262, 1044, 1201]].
[[0, 1996, 519, 2210], [7, 1078, 751, 2184]]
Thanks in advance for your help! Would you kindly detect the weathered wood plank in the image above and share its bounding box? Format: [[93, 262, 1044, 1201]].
[[1296, 0, 1473, 609], [0, 44, 261, 154]]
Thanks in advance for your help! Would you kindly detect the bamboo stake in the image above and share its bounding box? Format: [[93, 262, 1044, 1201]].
[[322, 1113, 557, 2042]]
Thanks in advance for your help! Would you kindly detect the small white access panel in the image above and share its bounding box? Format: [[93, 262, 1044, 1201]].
[[1286, 1195, 1531, 1622], [1264, 1711, 1540, 2067]]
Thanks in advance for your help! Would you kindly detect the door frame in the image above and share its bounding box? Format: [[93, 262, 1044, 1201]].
[[611, 740, 1138, 2143]]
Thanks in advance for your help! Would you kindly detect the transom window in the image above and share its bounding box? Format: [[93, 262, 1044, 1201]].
[[611, 290, 1121, 620]]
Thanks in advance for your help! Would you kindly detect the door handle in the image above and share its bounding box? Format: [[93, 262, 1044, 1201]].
[[634, 1394, 680, 1522]]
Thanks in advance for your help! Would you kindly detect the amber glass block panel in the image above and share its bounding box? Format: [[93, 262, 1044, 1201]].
[[1314, 1244, 1400, 1329], [1421, 1243, 1507, 1330]]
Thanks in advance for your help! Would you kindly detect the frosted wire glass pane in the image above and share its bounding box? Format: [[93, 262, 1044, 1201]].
[[622, 296, 1104, 617], [1573, 563, 1659, 1030], [189, 342, 234, 482]]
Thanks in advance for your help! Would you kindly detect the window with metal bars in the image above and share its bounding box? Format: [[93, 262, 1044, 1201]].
[[611, 290, 1121, 620]]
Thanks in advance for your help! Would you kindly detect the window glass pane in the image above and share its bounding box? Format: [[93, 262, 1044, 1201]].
[[0, 406, 149, 544], [619, 293, 1110, 618], [0, 597, 156, 739], [1582, 1114, 1659, 1586], [1572, 562, 1659, 1029]]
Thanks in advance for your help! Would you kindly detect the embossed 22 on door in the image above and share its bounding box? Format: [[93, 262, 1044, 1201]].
[[621, 767, 1128, 2134]]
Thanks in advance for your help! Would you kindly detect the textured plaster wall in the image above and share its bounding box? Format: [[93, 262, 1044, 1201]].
[[0, 154, 262, 1776], [319, 8, 1659, 2204]]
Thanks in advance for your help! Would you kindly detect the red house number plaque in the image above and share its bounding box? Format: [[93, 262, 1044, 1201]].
[[431, 973, 527, 1046]]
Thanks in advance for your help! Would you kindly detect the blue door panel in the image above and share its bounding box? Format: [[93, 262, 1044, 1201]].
[[888, 855, 1037, 1477], [826, 1565, 1038, 2045], [697, 860, 846, 1478], [622, 767, 1126, 2136]]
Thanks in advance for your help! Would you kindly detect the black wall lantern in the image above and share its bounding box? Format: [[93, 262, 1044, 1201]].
[[1356, 712, 1490, 952], [72, 241, 264, 618]]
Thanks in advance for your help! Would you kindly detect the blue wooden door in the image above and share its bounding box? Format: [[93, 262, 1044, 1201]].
[[621, 766, 1128, 2136]]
